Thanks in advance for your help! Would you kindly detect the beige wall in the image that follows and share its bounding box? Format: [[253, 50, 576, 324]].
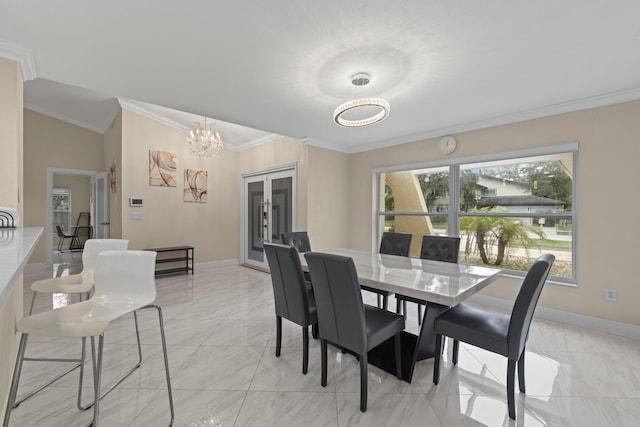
[[349, 100, 640, 325], [0, 58, 23, 420], [120, 110, 240, 262], [104, 110, 123, 238], [306, 145, 350, 250], [23, 110, 104, 262]]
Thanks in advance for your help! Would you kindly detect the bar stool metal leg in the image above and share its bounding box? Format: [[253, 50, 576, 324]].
[[3, 334, 29, 427]]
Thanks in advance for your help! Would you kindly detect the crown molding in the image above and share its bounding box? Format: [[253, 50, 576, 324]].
[[338, 87, 640, 154], [0, 41, 36, 81], [24, 104, 108, 134], [230, 133, 283, 152], [118, 98, 190, 132]]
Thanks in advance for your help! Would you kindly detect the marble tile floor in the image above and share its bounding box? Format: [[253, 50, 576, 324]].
[[6, 252, 640, 426]]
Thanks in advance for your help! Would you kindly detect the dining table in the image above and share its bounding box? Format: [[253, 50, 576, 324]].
[[299, 248, 501, 382]]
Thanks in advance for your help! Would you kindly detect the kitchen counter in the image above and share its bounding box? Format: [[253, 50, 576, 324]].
[[0, 227, 43, 308]]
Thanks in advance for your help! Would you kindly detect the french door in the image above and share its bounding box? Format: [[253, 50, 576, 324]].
[[242, 167, 295, 270]]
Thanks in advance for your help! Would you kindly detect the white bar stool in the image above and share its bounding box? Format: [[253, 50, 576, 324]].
[[13, 239, 129, 409], [3, 250, 174, 427]]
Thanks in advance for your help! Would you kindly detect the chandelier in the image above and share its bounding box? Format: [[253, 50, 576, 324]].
[[333, 72, 390, 127], [186, 117, 223, 158]]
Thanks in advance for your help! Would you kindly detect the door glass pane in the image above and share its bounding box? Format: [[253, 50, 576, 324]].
[[247, 181, 264, 262], [52, 187, 71, 235], [271, 177, 292, 243]]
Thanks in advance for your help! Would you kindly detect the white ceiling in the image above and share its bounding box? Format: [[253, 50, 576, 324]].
[[2, 1, 640, 153]]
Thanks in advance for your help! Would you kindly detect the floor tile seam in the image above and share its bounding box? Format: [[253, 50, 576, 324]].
[[245, 345, 270, 392], [125, 388, 166, 427]]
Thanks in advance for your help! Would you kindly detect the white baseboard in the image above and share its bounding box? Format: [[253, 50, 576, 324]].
[[468, 293, 640, 341]]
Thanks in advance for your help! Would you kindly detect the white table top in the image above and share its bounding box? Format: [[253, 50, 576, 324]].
[[300, 248, 501, 307], [0, 227, 44, 308]]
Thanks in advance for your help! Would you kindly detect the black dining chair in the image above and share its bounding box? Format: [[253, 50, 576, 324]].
[[281, 231, 312, 282], [396, 235, 461, 324], [362, 231, 413, 310], [55, 225, 79, 252], [432, 253, 555, 420], [305, 252, 405, 412], [264, 243, 318, 374]]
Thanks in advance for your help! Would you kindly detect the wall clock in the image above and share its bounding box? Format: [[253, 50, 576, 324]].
[[438, 136, 457, 155]]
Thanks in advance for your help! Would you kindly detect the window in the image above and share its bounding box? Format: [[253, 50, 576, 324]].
[[377, 146, 576, 283], [52, 187, 71, 235]]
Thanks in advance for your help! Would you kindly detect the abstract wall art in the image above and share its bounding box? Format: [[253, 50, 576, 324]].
[[184, 169, 208, 203], [149, 150, 177, 187]]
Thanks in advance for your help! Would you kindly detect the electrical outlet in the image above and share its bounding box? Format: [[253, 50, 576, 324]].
[[605, 288, 617, 302], [130, 212, 143, 221]]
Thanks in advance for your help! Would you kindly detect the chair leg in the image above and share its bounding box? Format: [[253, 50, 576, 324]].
[[275, 316, 282, 357], [507, 359, 517, 420], [433, 333, 443, 385], [152, 304, 175, 426], [394, 333, 402, 380], [321, 339, 328, 387], [302, 326, 309, 375], [376, 294, 382, 308], [518, 350, 526, 393], [90, 334, 105, 427], [78, 312, 144, 410], [359, 353, 368, 412], [3, 334, 28, 427], [395, 298, 403, 317], [452, 340, 460, 365], [311, 322, 318, 340], [28, 292, 37, 315], [382, 295, 388, 311], [417, 303, 423, 325]]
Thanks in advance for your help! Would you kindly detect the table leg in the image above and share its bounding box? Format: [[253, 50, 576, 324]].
[[367, 301, 449, 383]]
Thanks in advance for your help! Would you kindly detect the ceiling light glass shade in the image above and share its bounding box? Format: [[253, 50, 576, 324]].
[[186, 117, 223, 159], [333, 97, 390, 127]]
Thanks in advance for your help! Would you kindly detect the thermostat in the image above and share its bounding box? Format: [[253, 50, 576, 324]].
[[129, 197, 144, 207]]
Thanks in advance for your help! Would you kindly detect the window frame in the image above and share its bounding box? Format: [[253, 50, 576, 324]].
[[374, 143, 578, 284]]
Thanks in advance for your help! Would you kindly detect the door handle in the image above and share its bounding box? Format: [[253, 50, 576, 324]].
[[101, 222, 110, 225]]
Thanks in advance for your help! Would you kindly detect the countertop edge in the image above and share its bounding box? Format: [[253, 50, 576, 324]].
[[0, 227, 44, 308]]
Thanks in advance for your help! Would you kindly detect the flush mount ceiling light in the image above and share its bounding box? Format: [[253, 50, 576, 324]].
[[333, 72, 390, 128], [186, 117, 223, 159]]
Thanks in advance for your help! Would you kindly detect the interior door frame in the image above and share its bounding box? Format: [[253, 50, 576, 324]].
[[240, 163, 297, 270], [91, 172, 109, 239], [46, 167, 102, 265]]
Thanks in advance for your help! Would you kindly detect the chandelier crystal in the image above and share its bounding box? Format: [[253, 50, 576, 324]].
[[186, 117, 223, 158], [333, 72, 390, 127]]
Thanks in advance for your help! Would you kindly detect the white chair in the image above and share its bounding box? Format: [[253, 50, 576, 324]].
[[3, 250, 174, 427], [29, 239, 129, 314], [12, 239, 129, 409]]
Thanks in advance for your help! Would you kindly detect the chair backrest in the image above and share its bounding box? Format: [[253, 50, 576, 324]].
[[281, 231, 312, 253], [264, 243, 312, 326], [419, 235, 461, 263], [379, 232, 412, 257], [304, 252, 367, 354], [55, 225, 67, 238], [92, 250, 157, 309], [82, 239, 130, 272], [507, 253, 555, 359]]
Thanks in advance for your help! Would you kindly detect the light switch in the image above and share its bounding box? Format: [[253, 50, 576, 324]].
[[130, 212, 143, 221]]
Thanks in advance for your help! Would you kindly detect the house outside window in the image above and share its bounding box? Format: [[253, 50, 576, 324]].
[[377, 146, 576, 283], [52, 187, 71, 234]]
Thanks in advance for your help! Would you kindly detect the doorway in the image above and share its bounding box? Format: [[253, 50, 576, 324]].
[[241, 166, 296, 270], [46, 167, 108, 264]]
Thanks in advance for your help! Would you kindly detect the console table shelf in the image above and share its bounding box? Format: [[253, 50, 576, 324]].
[[145, 245, 194, 276]]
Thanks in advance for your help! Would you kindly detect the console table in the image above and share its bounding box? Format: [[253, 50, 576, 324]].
[[145, 245, 194, 276]]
